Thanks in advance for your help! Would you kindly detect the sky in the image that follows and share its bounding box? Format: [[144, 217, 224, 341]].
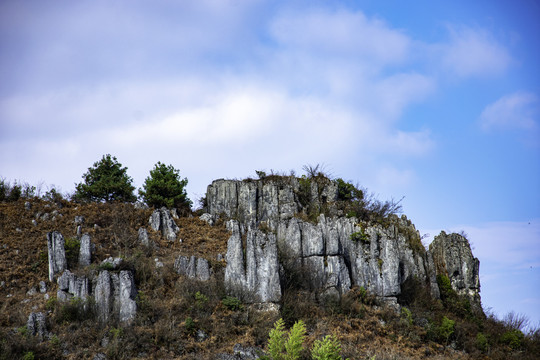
[[1, 0, 539, 329]]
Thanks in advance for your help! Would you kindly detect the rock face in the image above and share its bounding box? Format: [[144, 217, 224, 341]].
[[47, 231, 66, 281], [206, 179, 448, 306], [430, 231, 481, 310], [149, 207, 179, 241], [224, 220, 281, 303]]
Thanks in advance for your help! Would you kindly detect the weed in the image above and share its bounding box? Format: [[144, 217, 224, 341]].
[[222, 296, 243, 311]]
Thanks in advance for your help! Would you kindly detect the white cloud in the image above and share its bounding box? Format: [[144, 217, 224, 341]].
[[440, 25, 512, 78], [480, 92, 539, 131], [269, 8, 411, 66]]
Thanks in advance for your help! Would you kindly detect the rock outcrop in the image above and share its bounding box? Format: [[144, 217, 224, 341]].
[[57, 270, 90, 302], [27, 312, 48, 340], [149, 207, 179, 241], [174, 255, 212, 281], [430, 231, 481, 310], [47, 231, 66, 281], [78, 233, 92, 267], [94, 269, 137, 324], [205, 178, 447, 306]]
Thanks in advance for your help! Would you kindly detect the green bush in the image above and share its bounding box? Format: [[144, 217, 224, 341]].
[[476, 332, 489, 353], [501, 329, 524, 350], [336, 178, 363, 202], [439, 316, 455, 345], [265, 318, 306, 360], [139, 162, 191, 211], [311, 334, 344, 360], [222, 296, 243, 311], [73, 154, 136, 203]]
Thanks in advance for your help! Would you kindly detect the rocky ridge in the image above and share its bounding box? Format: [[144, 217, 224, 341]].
[[205, 178, 480, 310]]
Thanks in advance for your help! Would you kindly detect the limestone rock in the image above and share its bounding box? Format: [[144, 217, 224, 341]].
[[27, 312, 47, 340], [224, 221, 281, 303], [430, 231, 481, 310], [101, 257, 123, 270], [94, 270, 113, 324], [199, 213, 214, 225], [57, 270, 90, 301], [138, 227, 151, 247], [47, 231, 66, 282], [149, 207, 179, 241], [118, 270, 137, 323], [79, 233, 92, 267], [174, 255, 211, 281]]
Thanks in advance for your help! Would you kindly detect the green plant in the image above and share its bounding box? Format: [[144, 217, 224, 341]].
[[336, 178, 363, 202], [45, 297, 58, 311], [265, 318, 306, 360], [401, 307, 413, 326], [350, 230, 369, 244], [311, 334, 344, 360], [439, 316, 455, 345], [49, 334, 60, 348], [73, 154, 136, 203], [110, 327, 123, 339], [222, 296, 243, 311], [22, 351, 34, 360], [17, 326, 28, 337], [64, 237, 80, 268], [195, 291, 209, 309], [501, 329, 524, 350], [185, 317, 196, 335], [476, 332, 488, 353], [139, 162, 191, 211]]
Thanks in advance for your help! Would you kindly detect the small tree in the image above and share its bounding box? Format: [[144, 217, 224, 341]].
[[73, 154, 136, 203], [265, 318, 306, 360], [139, 162, 191, 211]]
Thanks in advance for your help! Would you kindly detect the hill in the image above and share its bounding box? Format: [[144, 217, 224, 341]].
[[0, 175, 538, 359]]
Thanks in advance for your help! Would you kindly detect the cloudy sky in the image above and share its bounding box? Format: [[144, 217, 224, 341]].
[[1, 0, 539, 327]]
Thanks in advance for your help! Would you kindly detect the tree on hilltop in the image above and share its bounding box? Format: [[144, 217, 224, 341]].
[[73, 154, 136, 203], [139, 162, 191, 212]]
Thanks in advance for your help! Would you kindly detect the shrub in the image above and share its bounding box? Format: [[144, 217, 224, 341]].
[[476, 332, 488, 353], [311, 334, 344, 360], [73, 154, 136, 203], [139, 162, 191, 211], [439, 316, 455, 345], [501, 329, 524, 350], [222, 296, 243, 311], [265, 318, 306, 360]]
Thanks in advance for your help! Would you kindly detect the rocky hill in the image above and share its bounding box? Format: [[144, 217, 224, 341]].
[[0, 175, 537, 359]]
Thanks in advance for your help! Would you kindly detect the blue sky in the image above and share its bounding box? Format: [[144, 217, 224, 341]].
[[1, 1, 539, 328]]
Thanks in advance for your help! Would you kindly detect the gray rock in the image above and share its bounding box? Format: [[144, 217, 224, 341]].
[[101, 257, 123, 270], [76, 225, 82, 237], [24, 201, 32, 210], [199, 213, 214, 225], [32, 219, 37, 226], [79, 233, 92, 267], [26, 287, 38, 296], [95, 270, 112, 324], [93, 353, 107, 360], [47, 231, 66, 282], [27, 312, 47, 340], [215, 343, 264, 359], [196, 329, 208, 342], [430, 231, 481, 311], [57, 270, 89, 301], [224, 221, 281, 303], [138, 227, 150, 247], [149, 207, 179, 241], [39, 281, 47, 293], [118, 270, 137, 323], [174, 255, 212, 281], [74, 216, 85, 225]]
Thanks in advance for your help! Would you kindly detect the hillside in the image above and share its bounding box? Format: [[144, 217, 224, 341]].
[[0, 175, 538, 359]]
